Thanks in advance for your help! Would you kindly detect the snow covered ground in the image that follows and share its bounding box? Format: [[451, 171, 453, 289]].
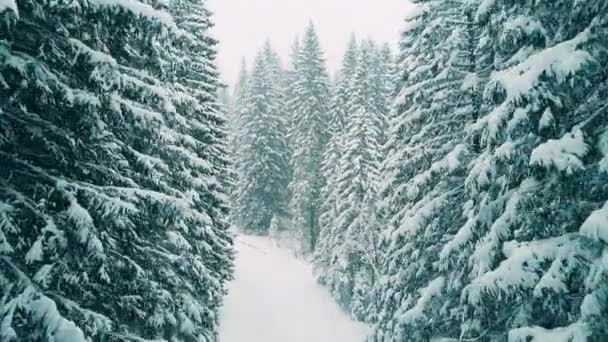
[[219, 235, 370, 342]]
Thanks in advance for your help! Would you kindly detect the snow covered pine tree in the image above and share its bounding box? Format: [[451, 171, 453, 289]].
[[233, 43, 290, 234], [313, 39, 394, 322], [0, 0, 233, 340], [370, 0, 608, 341], [227, 59, 249, 210], [314, 36, 359, 294], [287, 23, 331, 254], [367, 0, 475, 338]]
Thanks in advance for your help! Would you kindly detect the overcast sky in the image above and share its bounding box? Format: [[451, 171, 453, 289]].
[[207, 0, 412, 88]]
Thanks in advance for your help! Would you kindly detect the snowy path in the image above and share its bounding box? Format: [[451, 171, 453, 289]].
[[219, 235, 369, 342]]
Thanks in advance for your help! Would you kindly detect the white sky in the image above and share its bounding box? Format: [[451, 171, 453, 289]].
[[207, 0, 412, 88]]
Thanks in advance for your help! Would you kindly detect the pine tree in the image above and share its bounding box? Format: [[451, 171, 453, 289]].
[[449, 1, 608, 340], [0, 0, 233, 340], [370, 43, 396, 161], [371, 0, 608, 341], [285, 34, 301, 150], [313, 41, 392, 321], [162, 1, 235, 338], [313, 130, 345, 283], [314, 36, 359, 286], [329, 35, 359, 132], [332, 42, 385, 321], [233, 43, 290, 234], [229, 59, 250, 212], [287, 23, 331, 253], [371, 0, 477, 339], [232, 59, 250, 125]]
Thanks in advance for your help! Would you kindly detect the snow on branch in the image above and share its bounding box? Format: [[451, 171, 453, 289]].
[[502, 15, 547, 41], [465, 151, 495, 191], [100, 69, 177, 114], [475, 0, 495, 20], [0, 46, 28, 75], [406, 144, 468, 199], [127, 147, 170, 174], [470, 178, 538, 278], [401, 4, 428, 34], [530, 127, 588, 174], [96, 185, 214, 230], [111, 94, 165, 124], [470, 25, 595, 147], [581, 283, 608, 320], [580, 201, 608, 244], [491, 28, 593, 101], [461, 72, 479, 91], [69, 38, 117, 66], [56, 181, 106, 260], [398, 276, 445, 325], [0, 46, 99, 109], [0, 200, 17, 254], [46, 292, 114, 336], [509, 322, 590, 342], [87, 0, 175, 28], [599, 128, 608, 174], [439, 200, 476, 264], [465, 234, 594, 306], [0, 0, 18, 17], [0, 286, 87, 342], [70, 182, 138, 219], [391, 191, 449, 242], [166, 231, 192, 251]]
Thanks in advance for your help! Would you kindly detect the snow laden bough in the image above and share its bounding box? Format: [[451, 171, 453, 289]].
[[0, 0, 233, 340], [369, 1, 608, 341]]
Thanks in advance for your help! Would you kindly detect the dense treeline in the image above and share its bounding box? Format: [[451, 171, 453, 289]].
[[4, 0, 603, 339], [0, 0, 233, 340], [230, 23, 332, 253], [230, 1, 608, 340], [230, 25, 395, 258]]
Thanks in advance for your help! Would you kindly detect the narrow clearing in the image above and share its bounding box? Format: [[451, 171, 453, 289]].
[[219, 235, 369, 342]]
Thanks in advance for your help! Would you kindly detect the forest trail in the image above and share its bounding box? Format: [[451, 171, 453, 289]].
[[219, 235, 370, 342]]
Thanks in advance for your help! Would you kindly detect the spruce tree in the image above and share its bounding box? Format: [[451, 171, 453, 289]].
[[450, 1, 608, 340], [233, 43, 290, 233], [229, 59, 250, 212], [371, 0, 478, 339], [332, 42, 384, 321], [285, 34, 301, 151], [0, 0, 233, 340], [371, 0, 608, 341], [328, 35, 359, 132], [313, 41, 397, 322], [369, 44, 396, 162], [314, 37, 359, 287], [287, 23, 331, 253]]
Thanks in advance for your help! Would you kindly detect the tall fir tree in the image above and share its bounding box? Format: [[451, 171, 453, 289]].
[[284, 34, 301, 149], [287, 23, 331, 253], [314, 40, 396, 322], [229, 59, 249, 214], [371, 0, 479, 339], [233, 43, 290, 234], [0, 0, 233, 340], [449, 1, 608, 340], [314, 36, 359, 287], [333, 41, 385, 321], [329, 35, 359, 132], [371, 0, 608, 341], [369, 43, 396, 164]]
